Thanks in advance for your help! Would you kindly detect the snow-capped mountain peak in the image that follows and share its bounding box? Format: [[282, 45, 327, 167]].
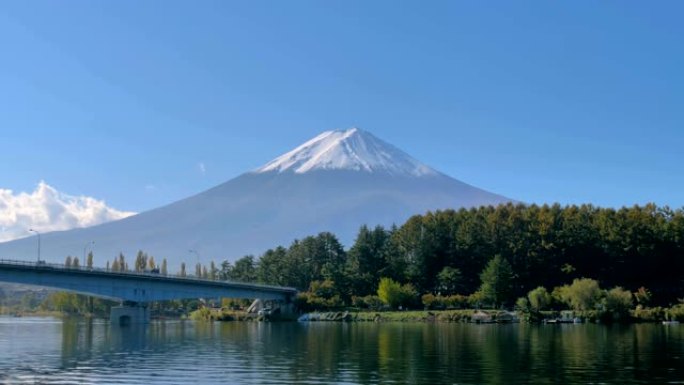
[[255, 128, 438, 177]]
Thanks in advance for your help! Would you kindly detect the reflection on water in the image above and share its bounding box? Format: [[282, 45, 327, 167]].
[[0, 316, 682, 384]]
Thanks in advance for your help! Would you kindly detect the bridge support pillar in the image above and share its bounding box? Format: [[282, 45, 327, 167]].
[[111, 303, 149, 325]]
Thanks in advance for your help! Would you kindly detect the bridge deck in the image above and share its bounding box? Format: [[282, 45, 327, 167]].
[[0, 259, 297, 302]]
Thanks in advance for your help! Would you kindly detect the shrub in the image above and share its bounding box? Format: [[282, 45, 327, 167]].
[[190, 307, 213, 321], [445, 294, 468, 309], [667, 304, 684, 321], [422, 293, 437, 309], [399, 283, 419, 309], [527, 286, 551, 311], [603, 287, 633, 315], [631, 306, 666, 322], [352, 295, 383, 309], [516, 297, 530, 312], [557, 278, 602, 311], [468, 291, 485, 308], [378, 278, 403, 308]]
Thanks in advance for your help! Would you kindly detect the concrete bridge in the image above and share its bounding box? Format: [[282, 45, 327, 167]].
[[0, 259, 297, 324]]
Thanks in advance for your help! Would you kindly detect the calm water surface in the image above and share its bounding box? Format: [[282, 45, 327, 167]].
[[0, 316, 682, 384]]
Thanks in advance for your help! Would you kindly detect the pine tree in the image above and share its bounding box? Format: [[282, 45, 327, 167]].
[[478, 255, 515, 308], [209, 261, 217, 280], [118, 253, 126, 272], [135, 250, 147, 272]]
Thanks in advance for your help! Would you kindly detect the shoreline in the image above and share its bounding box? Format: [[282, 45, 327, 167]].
[[190, 308, 683, 324], [3, 306, 680, 325]]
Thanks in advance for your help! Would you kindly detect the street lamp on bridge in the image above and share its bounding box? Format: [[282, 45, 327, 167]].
[[28, 228, 41, 263]]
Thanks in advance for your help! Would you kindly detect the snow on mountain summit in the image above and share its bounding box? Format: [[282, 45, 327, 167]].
[[255, 128, 439, 177]]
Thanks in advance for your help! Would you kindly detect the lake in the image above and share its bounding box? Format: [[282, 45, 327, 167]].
[[0, 316, 682, 384]]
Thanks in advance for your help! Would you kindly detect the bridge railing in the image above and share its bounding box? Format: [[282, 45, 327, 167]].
[[0, 259, 296, 292]]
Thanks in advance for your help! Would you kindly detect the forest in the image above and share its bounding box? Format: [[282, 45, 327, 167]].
[[45, 203, 683, 317], [213, 203, 683, 308]]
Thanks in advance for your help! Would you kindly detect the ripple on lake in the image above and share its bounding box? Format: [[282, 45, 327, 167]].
[[0, 317, 682, 384]]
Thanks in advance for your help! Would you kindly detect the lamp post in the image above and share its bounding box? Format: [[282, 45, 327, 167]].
[[28, 228, 41, 263]]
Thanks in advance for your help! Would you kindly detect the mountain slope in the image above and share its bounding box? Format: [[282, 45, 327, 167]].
[[0, 128, 512, 269]]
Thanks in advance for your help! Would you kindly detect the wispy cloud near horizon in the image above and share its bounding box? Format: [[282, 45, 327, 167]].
[[0, 182, 136, 242], [198, 162, 206, 175]]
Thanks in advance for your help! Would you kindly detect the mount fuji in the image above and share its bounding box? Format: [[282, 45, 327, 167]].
[[0, 128, 512, 268]]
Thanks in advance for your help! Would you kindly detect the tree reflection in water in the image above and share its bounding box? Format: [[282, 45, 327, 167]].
[[3, 319, 678, 384]]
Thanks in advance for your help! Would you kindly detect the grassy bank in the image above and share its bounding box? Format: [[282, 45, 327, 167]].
[[0, 306, 67, 318], [351, 309, 479, 322], [189, 307, 299, 322], [189, 305, 684, 324]]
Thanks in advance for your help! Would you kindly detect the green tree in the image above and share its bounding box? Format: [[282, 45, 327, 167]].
[[256, 247, 288, 285], [558, 278, 602, 311], [209, 261, 217, 280], [46, 292, 79, 313], [135, 251, 148, 272], [347, 225, 391, 296], [284, 233, 346, 291], [148, 256, 156, 270], [72, 257, 80, 268], [527, 286, 551, 311], [399, 283, 419, 308], [377, 277, 403, 309], [118, 253, 126, 272], [308, 279, 339, 301], [228, 255, 257, 282], [604, 286, 633, 315], [65, 256, 72, 268], [437, 266, 462, 295], [516, 296, 530, 311], [478, 255, 515, 307]]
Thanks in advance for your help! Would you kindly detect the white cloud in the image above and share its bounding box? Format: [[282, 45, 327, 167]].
[[0, 181, 136, 242], [198, 162, 206, 175]]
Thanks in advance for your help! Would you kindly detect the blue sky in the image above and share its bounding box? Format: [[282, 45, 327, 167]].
[[1, 1, 683, 212]]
